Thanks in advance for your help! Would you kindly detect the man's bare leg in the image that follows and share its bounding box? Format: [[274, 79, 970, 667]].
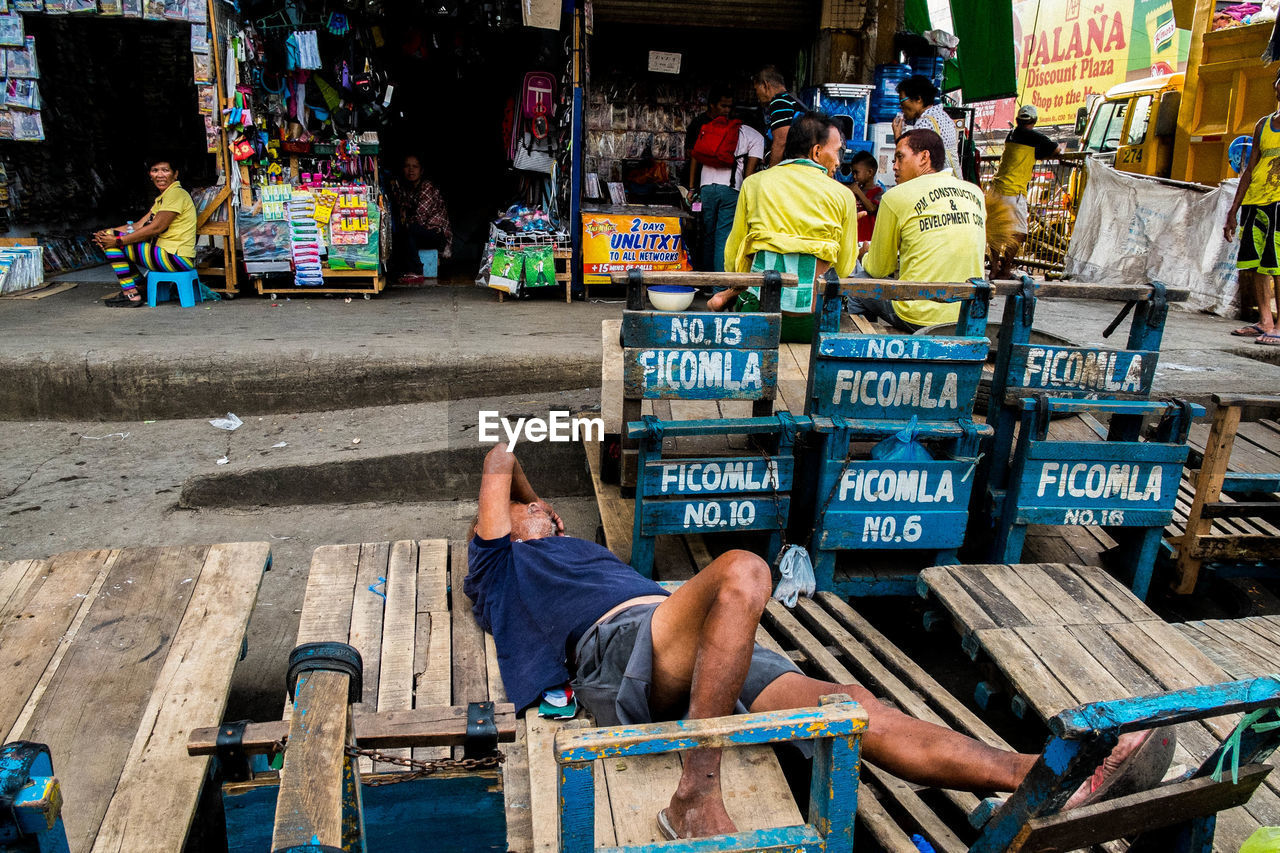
[[648, 550, 772, 838], [751, 673, 1036, 791], [1261, 273, 1278, 331]]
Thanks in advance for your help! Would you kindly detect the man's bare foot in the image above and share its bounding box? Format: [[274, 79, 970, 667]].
[[660, 791, 738, 839], [706, 289, 738, 312]]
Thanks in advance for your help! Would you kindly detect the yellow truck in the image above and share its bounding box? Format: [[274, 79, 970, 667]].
[[1076, 0, 1275, 185]]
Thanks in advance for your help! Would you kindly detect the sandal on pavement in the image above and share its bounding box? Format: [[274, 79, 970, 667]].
[[656, 809, 679, 841], [106, 295, 146, 308], [1256, 332, 1280, 346], [1232, 323, 1268, 337], [1063, 727, 1177, 810], [104, 291, 136, 305]]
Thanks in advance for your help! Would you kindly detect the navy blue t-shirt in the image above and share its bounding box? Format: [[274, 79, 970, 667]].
[[465, 534, 667, 713]]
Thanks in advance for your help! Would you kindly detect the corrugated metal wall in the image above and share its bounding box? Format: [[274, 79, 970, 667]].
[[592, 0, 820, 31]]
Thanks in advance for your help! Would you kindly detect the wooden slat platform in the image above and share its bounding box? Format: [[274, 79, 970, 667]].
[[0, 542, 271, 853], [920, 561, 1280, 852], [284, 541, 813, 851]]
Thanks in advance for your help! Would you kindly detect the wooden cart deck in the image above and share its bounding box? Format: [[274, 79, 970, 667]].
[[919, 561, 1280, 851], [0, 542, 271, 853]]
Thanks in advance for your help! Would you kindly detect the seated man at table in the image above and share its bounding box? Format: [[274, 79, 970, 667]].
[[708, 112, 859, 343], [853, 128, 986, 333], [465, 444, 1175, 840]]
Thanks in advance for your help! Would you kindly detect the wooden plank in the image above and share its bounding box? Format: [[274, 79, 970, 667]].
[[505, 717, 534, 853], [187, 703, 518, 753], [1010, 563, 1107, 626], [623, 348, 777, 400], [586, 437, 634, 563], [484, 632, 508, 703], [1014, 625, 1131, 706], [1019, 765, 1272, 852], [918, 566, 1000, 633], [1069, 563, 1159, 624], [5, 554, 116, 745], [412, 544, 450, 756], [602, 319, 625, 435], [450, 543, 489, 759], [981, 564, 1065, 626], [349, 542, 389, 713], [0, 558, 38, 613], [861, 763, 967, 853], [91, 542, 269, 853], [720, 745, 806, 833], [1189, 534, 1280, 560], [0, 550, 114, 741], [1035, 563, 1126, 625], [1183, 619, 1280, 681], [16, 546, 208, 853], [271, 670, 352, 850], [816, 592, 1011, 750], [297, 543, 362, 644], [416, 539, 449, 612], [1175, 406, 1244, 594], [975, 628, 1078, 722], [943, 565, 1034, 628], [528, 711, 600, 851], [375, 540, 418, 771]]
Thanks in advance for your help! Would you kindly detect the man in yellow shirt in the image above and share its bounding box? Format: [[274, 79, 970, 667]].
[[710, 112, 858, 342], [853, 128, 986, 332]]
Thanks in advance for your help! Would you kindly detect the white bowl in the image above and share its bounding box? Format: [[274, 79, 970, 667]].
[[647, 285, 696, 312]]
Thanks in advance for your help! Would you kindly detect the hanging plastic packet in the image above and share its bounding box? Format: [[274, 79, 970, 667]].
[[870, 415, 934, 463], [771, 544, 815, 609]]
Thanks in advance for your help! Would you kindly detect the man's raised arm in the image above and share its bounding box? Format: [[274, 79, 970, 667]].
[[475, 445, 563, 540]]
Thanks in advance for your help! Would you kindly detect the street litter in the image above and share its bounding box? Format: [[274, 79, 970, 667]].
[[81, 432, 129, 440], [272, 441, 288, 448], [216, 455, 229, 465], [210, 413, 243, 431]]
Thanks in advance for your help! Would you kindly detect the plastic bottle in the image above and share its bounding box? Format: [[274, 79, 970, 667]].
[[125, 221, 135, 234]]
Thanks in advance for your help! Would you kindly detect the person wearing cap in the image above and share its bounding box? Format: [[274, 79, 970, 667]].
[[988, 104, 1062, 279]]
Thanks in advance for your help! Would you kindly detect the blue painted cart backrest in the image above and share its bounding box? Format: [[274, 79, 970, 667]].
[[805, 274, 993, 422], [627, 414, 812, 578]]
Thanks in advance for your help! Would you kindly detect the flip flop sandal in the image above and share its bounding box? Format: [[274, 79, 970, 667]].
[[104, 291, 136, 305], [1256, 332, 1280, 346], [1232, 323, 1267, 337], [1065, 727, 1177, 809], [106, 295, 147, 308], [656, 809, 679, 840]]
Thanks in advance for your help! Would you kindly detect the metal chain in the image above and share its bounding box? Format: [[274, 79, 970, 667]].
[[268, 738, 505, 787]]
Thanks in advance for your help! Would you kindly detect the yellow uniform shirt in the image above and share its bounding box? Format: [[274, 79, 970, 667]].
[[861, 171, 986, 328], [723, 160, 859, 277], [1243, 116, 1280, 206], [150, 181, 198, 260]]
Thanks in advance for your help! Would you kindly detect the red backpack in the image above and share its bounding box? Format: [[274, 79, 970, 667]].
[[690, 116, 742, 170]]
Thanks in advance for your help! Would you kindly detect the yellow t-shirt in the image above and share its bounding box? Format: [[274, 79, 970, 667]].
[[1244, 116, 1280, 206], [861, 171, 986, 328], [149, 181, 198, 260], [723, 160, 859, 277]]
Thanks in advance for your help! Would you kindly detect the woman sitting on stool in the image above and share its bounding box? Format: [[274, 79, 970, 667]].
[[389, 154, 453, 283], [94, 156, 197, 307]]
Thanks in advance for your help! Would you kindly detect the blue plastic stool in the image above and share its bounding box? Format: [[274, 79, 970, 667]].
[[418, 249, 438, 278], [146, 270, 203, 307]]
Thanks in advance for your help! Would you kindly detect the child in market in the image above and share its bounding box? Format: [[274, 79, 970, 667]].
[[849, 150, 884, 244]]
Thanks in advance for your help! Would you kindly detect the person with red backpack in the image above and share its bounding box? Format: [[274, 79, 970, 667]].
[[688, 89, 763, 272]]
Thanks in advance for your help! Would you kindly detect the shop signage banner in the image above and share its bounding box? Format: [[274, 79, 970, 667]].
[[582, 212, 691, 281], [1011, 0, 1188, 125]]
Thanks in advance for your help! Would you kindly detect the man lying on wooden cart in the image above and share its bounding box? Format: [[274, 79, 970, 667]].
[[466, 445, 1177, 840]]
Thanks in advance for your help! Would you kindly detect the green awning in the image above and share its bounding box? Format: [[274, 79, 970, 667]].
[[945, 0, 1017, 100]]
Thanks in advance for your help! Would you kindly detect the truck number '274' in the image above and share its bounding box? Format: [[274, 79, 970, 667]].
[[683, 500, 757, 529], [861, 514, 923, 544]]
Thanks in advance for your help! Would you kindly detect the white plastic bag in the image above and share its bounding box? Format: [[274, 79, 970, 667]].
[[772, 544, 816, 609]]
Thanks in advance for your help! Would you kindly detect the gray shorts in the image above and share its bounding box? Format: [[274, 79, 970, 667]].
[[569, 602, 802, 727]]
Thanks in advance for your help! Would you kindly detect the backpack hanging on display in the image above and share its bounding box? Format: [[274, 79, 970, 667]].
[[511, 70, 556, 174], [690, 116, 742, 170]]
